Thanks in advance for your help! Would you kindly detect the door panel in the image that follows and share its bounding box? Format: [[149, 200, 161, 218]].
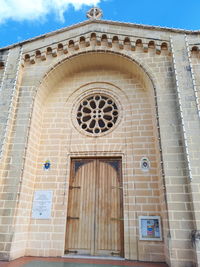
[[65, 160, 96, 254], [95, 160, 123, 256], [65, 158, 123, 257]]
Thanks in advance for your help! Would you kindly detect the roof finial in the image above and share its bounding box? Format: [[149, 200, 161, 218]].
[[86, 7, 103, 20]]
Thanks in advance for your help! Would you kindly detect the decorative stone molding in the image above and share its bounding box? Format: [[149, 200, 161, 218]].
[[71, 86, 122, 137], [23, 32, 171, 65], [190, 44, 200, 55]]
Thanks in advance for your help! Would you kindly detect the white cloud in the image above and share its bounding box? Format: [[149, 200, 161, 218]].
[[0, 0, 103, 23]]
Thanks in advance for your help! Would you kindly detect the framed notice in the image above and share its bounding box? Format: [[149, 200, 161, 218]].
[[139, 216, 162, 241], [32, 190, 53, 219]]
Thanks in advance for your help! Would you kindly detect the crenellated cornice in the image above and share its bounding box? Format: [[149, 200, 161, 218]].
[[22, 31, 171, 65]]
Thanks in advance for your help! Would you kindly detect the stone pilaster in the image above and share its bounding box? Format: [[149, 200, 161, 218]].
[[171, 34, 200, 266]]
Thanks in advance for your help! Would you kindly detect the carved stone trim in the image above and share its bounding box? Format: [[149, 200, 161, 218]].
[[76, 93, 119, 135], [22, 32, 171, 65], [71, 87, 122, 138]]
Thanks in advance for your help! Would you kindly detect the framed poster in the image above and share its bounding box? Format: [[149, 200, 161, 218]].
[[32, 190, 53, 219], [139, 216, 162, 241]]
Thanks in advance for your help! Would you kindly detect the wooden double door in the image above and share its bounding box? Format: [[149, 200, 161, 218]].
[[65, 158, 124, 257]]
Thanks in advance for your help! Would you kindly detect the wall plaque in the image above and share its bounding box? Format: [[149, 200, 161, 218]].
[[32, 190, 53, 219], [140, 157, 150, 172], [139, 216, 162, 241]]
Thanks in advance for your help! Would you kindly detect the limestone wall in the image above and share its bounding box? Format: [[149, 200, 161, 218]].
[[0, 20, 199, 267], [24, 67, 163, 261]]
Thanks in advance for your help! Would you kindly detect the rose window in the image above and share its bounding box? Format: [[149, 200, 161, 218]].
[[77, 94, 119, 135]]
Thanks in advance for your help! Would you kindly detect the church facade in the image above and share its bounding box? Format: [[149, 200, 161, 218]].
[[0, 8, 200, 267]]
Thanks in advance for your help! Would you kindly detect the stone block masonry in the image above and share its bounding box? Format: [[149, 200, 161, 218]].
[[0, 17, 200, 267]]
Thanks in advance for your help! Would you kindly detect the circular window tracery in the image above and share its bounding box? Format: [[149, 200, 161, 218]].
[[76, 94, 119, 135]]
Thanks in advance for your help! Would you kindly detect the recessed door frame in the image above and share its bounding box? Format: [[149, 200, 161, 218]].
[[65, 156, 124, 258]]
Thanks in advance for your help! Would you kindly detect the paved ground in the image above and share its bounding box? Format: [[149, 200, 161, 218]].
[[0, 257, 168, 267]]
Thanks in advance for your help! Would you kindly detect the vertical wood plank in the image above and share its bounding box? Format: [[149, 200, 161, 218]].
[[65, 159, 96, 255], [95, 159, 123, 257]]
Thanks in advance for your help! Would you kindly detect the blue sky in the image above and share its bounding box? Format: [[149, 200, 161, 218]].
[[0, 0, 200, 48]]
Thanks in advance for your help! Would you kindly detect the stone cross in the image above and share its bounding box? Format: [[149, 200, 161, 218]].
[[86, 7, 103, 20]]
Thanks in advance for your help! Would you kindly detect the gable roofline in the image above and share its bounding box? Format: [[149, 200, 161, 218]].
[[1, 19, 200, 51]]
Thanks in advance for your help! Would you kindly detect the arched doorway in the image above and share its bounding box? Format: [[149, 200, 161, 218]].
[[21, 51, 165, 261]]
